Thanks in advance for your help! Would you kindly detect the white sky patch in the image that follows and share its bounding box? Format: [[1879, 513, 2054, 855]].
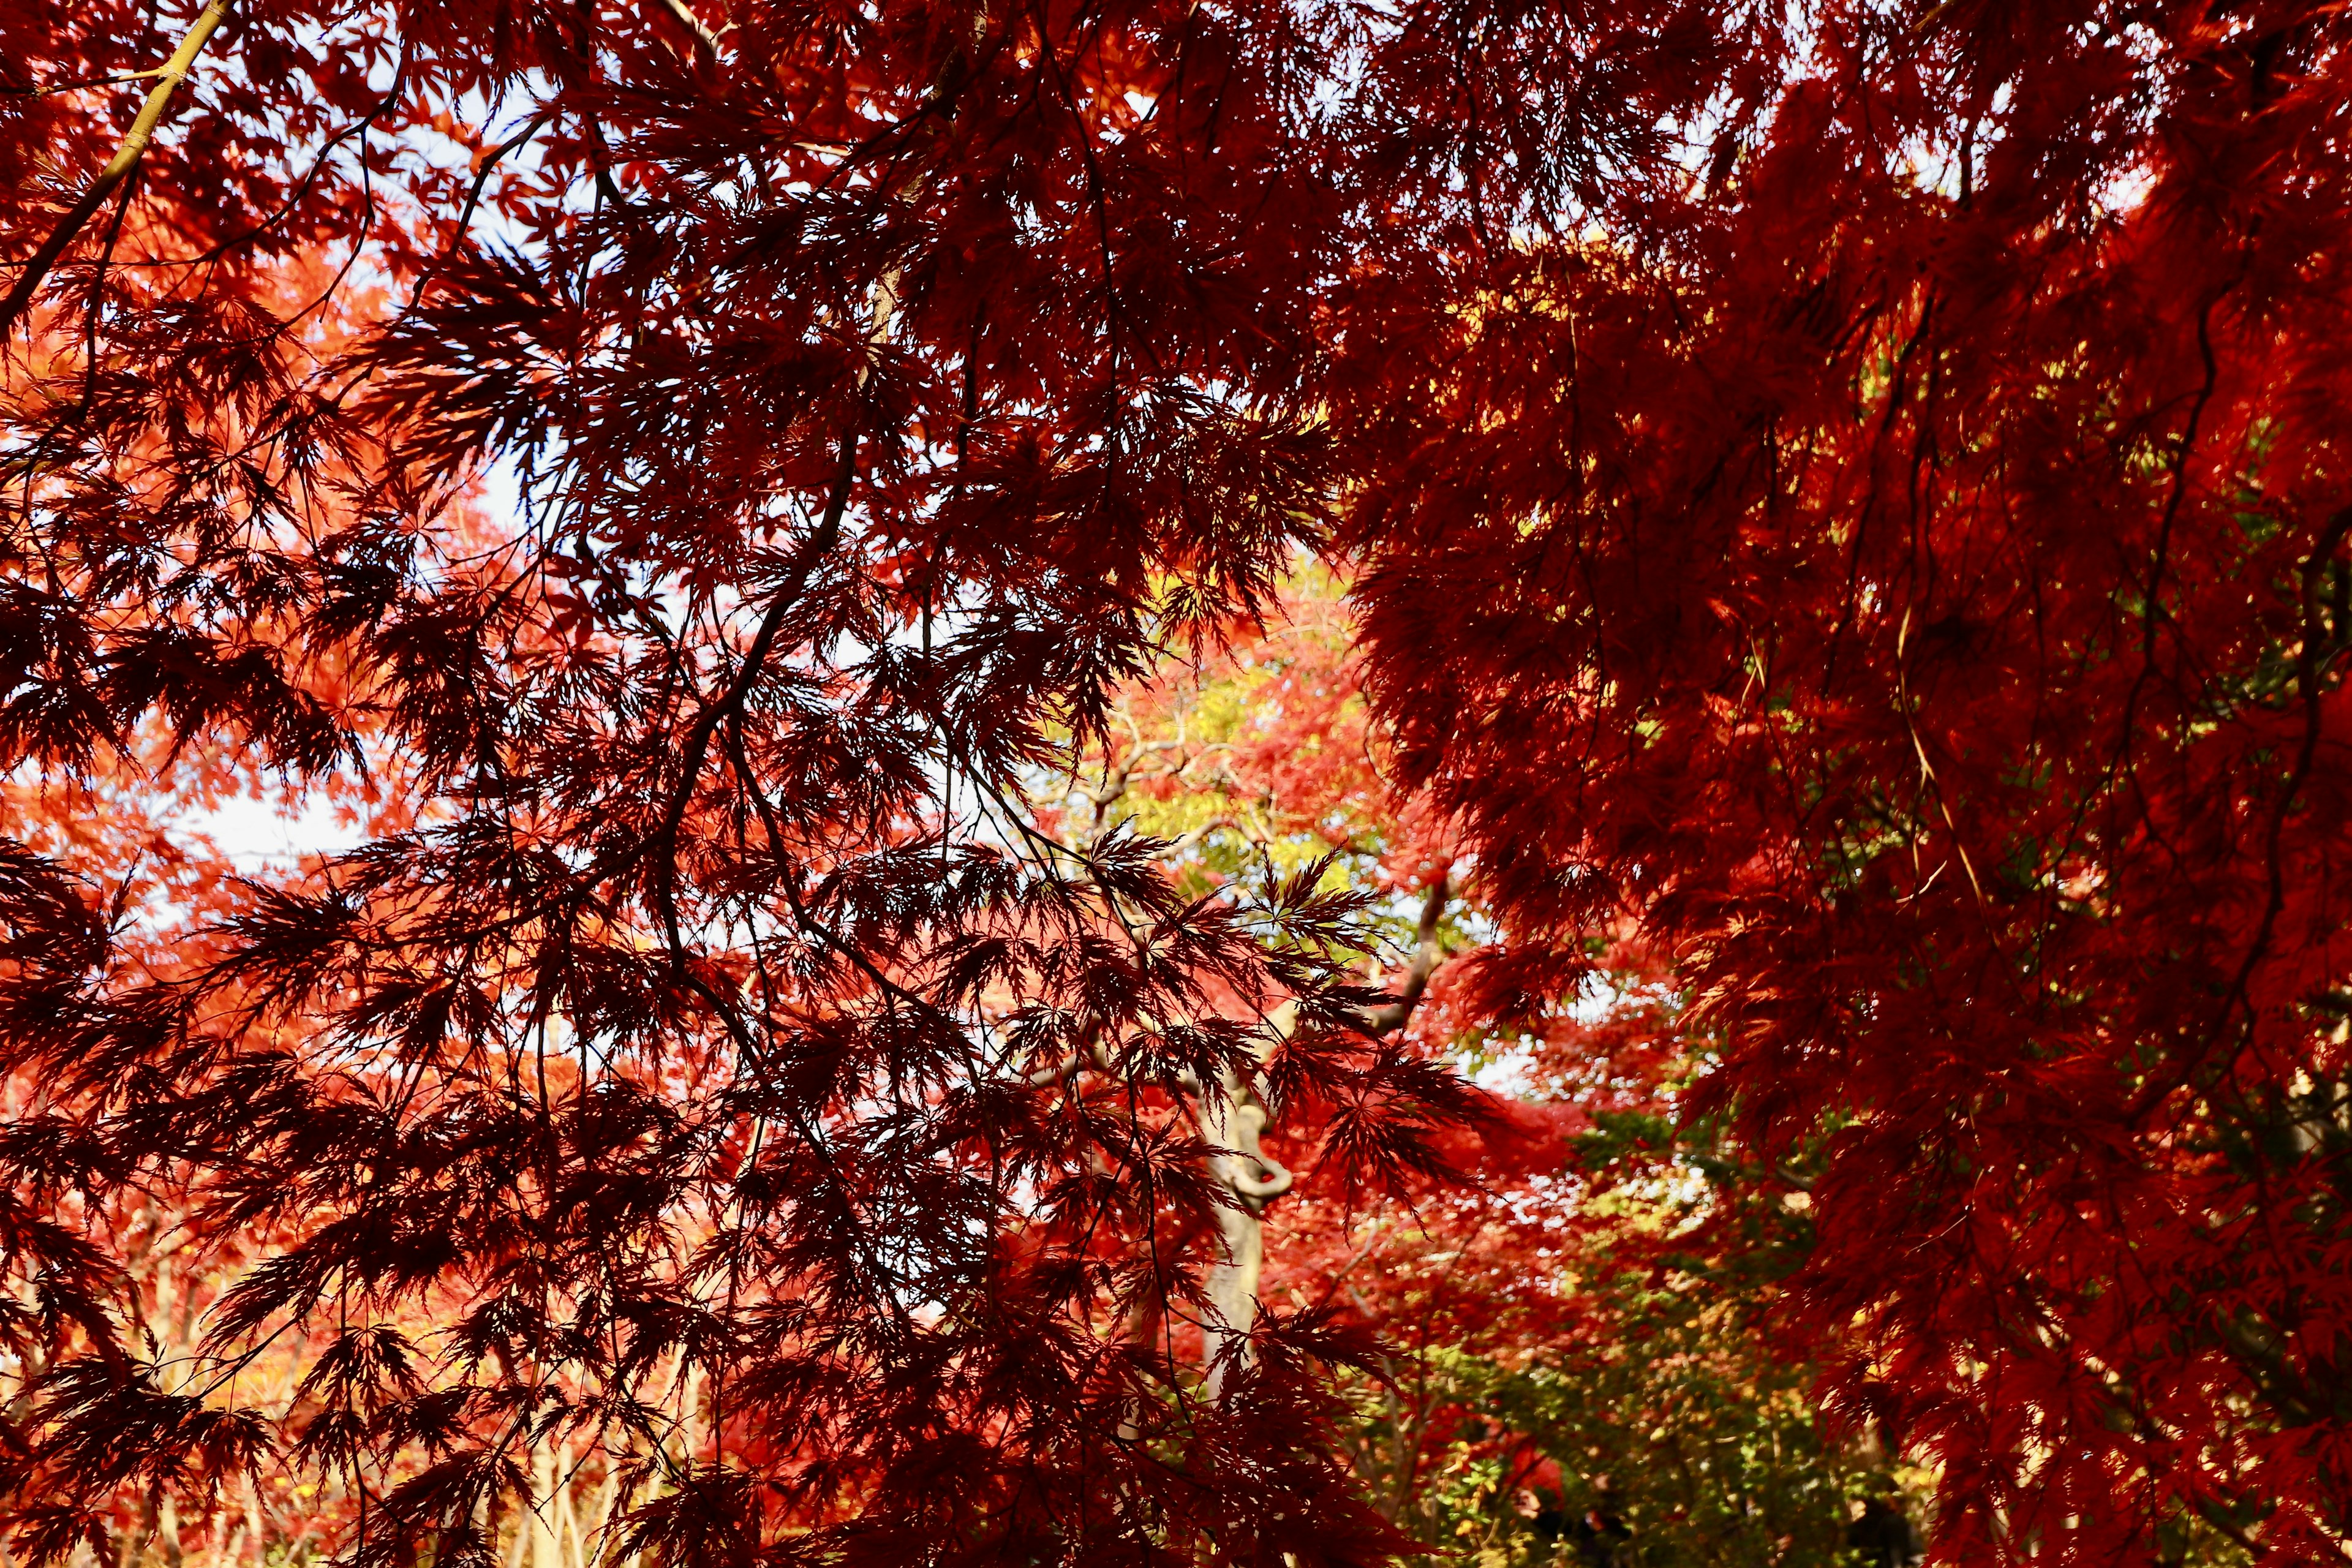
[[187, 790, 371, 874], [1464, 1039, 1539, 1096]]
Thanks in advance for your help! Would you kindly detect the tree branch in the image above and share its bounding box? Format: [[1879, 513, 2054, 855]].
[[1363, 873, 1450, 1034], [650, 0, 723, 61], [1, 0, 232, 339], [651, 438, 854, 974]]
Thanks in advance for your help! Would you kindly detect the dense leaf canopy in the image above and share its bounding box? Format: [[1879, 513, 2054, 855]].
[[2, 0, 2350, 1562], [1333, 4, 2352, 1557]]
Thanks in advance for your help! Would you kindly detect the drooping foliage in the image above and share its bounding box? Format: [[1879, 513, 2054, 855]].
[[0, 0, 1483, 1560], [6, 0, 2352, 1562], [1333, 3, 2352, 1561]]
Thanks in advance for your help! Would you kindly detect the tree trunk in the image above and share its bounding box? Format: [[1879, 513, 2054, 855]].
[[1194, 1008, 1294, 1401], [532, 1442, 564, 1568]]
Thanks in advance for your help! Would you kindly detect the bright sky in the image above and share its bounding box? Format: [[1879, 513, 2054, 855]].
[[187, 788, 371, 873]]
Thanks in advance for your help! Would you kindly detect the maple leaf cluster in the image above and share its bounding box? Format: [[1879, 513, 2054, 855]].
[[3, 0, 2351, 1564]]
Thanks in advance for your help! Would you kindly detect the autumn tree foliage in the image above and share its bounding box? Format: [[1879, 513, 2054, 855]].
[[1095, 584, 1923, 1565], [4, 0, 2352, 1564], [0, 0, 1469, 1561], [1330, 6, 2352, 1564]]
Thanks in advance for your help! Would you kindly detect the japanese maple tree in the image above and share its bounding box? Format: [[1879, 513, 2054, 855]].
[[0, 0, 1458, 1560], [7, 0, 2352, 1563], [1333, 2, 2352, 1561]]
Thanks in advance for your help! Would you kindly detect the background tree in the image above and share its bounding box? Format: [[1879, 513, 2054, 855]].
[[1080, 580, 1950, 1567]]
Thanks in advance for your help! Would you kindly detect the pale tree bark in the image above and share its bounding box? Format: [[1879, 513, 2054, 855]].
[[514, 1433, 617, 1568], [531, 1442, 564, 1568], [1068, 732, 1452, 1401], [1194, 1009, 1297, 1399], [559, 1464, 589, 1568]]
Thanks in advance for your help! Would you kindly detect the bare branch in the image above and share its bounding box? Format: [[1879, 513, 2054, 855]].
[[1, 0, 232, 339], [1363, 873, 1450, 1034], [660, 0, 725, 57]]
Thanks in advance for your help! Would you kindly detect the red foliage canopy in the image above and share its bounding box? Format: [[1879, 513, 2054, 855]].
[[1336, 3, 2352, 1558], [0, 0, 1454, 1560], [2, 0, 2350, 1562]]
